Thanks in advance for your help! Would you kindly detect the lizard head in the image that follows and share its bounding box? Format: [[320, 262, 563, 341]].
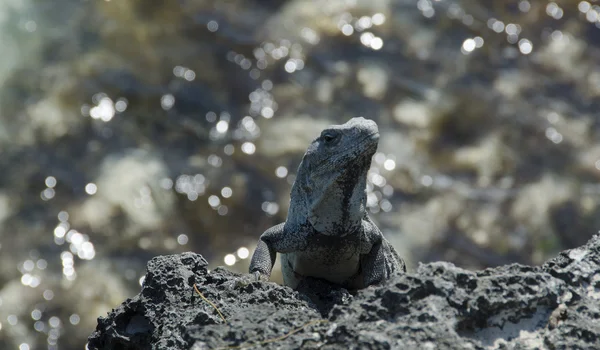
[[289, 117, 379, 235]]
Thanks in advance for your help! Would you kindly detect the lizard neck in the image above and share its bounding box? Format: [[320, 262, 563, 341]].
[[287, 157, 369, 235]]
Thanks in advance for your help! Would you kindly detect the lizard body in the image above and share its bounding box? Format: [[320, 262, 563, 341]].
[[249, 117, 405, 289]]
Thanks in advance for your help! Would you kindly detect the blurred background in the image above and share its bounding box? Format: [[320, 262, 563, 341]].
[[0, 0, 599, 348]]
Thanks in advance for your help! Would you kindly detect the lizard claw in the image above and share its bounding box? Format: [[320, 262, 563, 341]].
[[252, 271, 270, 282], [236, 271, 269, 288]]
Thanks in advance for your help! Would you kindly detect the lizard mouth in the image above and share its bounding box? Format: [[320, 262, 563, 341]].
[[358, 132, 379, 152], [368, 131, 380, 141], [345, 134, 378, 157]]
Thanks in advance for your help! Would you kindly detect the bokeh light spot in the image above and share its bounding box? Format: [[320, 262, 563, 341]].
[[31, 310, 42, 320], [224, 254, 236, 266], [237, 247, 249, 259], [462, 38, 476, 53], [421, 175, 433, 187], [207, 20, 219, 32], [177, 234, 189, 245], [341, 24, 353, 36], [45, 176, 57, 188], [41, 188, 55, 201], [216, 120, 229, 133], [518, 39, 533, 54], [48, 316, 60, 328], [85, 183, 97, 195], [69, 314, 80, 325], [208, 195, 220, 208], [221, 187, 232, 198], [372, 13, 386, 25], [241, 142, 256, 155], [275, 166, 288, 178], [160, 94, 175, 110]]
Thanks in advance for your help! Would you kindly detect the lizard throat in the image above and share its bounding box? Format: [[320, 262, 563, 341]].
[[306, 160, 369, 236]]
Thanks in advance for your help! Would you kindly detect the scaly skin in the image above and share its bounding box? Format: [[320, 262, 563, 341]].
[[249, 117, 405, 289]]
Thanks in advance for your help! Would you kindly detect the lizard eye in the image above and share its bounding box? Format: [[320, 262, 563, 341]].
[[321, 131, 339, 143]]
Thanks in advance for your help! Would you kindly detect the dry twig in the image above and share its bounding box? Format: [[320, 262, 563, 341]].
[[193, 283, 227, 323]]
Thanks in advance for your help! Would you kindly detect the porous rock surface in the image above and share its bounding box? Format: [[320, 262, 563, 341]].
[[88, 235, 600, 349]]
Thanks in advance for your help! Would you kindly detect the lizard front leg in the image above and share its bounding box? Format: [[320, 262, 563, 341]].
[[361, 239, 405, 287], [249, 223, 285, 281], [360, 219, 406, 287], [249, 223, 308, 281]]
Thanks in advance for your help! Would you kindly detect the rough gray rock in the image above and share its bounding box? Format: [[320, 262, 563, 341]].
[[88, 235, 600, 349]]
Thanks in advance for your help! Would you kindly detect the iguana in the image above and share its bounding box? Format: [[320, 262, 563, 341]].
[[249, 117, 405, 289]]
